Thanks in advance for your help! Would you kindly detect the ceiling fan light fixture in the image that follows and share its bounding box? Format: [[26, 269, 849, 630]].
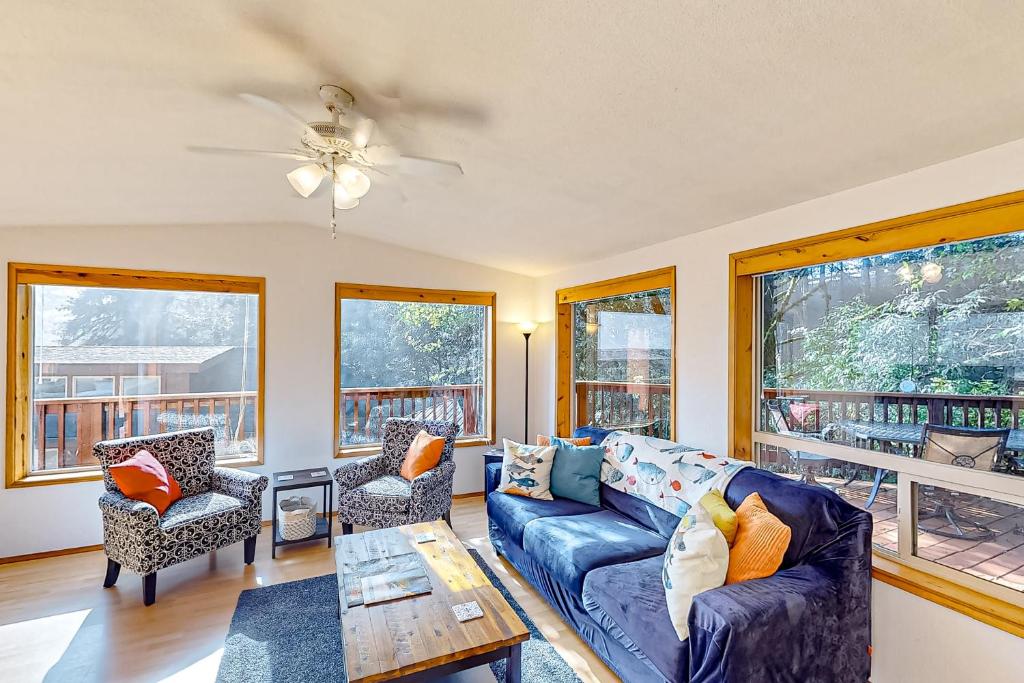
[[333, 182, 360, 209], [335, 164, 371, 199], [286, 164, 326, 198]]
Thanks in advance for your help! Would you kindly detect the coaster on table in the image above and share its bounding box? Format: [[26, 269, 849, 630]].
[[309, 470, 328, 477], [414, 531, 436, 543], [452, 601, 484, 622], [277, 474, 294, 481]]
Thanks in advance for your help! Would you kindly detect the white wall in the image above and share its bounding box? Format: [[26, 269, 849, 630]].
[[532, 138, 1024, 681], [0, 223, 536, 558]]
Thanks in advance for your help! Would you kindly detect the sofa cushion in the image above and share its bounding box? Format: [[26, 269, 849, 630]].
[[582, 555, 689, 682], [523, 510, 667, 594], [486, 492, 600, 546], [601, 484, 681, 539]]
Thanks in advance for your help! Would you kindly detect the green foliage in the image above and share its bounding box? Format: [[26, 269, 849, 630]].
[[341, 301, 485, 388], [764, 233, 1024, 396]]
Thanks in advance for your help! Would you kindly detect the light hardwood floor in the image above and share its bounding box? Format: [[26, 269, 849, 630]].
[[0, 496, 619, 683]]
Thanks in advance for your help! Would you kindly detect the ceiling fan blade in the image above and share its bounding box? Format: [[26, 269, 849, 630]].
[[187, 145, 316, 161], [238, 93, 329, 147], [398, 155, 464, 178]]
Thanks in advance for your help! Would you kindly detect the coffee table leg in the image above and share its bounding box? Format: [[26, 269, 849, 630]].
[[505, 643, 521, 683]]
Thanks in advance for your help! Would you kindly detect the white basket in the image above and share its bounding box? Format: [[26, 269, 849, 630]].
[[277, 496, 317, 540]]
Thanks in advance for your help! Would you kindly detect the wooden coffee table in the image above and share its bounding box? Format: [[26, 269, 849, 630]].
[[335, 520, 529, 683]]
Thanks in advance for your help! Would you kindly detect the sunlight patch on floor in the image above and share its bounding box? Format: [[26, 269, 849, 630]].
[[0, 609, 91, 681], [159, 647, 224, 683]]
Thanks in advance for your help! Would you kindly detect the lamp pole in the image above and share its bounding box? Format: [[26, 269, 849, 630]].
[[523, 329, 531, 443]]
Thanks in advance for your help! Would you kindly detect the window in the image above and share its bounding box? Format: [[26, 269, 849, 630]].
[[555, 268, 675, 439], [6, 264, 265, 486], [334, 283, 495, 455], [730, 191, 1024, 636], [72, 375, 115, 397], [121, 375, 161, 396], [34, 376, 67, 399]]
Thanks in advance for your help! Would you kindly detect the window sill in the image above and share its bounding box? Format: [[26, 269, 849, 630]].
[[6, 454, 263, 488], [872, 554, 1024, 638], [335, 436, 495, 458]]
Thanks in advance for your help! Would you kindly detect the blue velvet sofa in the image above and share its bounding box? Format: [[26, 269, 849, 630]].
[[485, 427, 872, 682]]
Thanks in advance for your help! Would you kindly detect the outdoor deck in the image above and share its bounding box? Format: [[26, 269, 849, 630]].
[[777, 472, 1024, 595]]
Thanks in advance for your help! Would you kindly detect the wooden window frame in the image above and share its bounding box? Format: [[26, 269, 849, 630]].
[[5, 263, 266, 488], [554, 267, 676, 439], [728, 188, 1024, 637], [334, 283, 497, 457]]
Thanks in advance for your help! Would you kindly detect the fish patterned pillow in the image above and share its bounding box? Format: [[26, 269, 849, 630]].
[[662, 501, 729, 641], [600, 432, 751, 517], [497, 438, 556, 500]]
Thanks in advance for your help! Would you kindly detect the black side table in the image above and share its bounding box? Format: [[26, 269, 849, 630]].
[[271, 467, 334, 559]]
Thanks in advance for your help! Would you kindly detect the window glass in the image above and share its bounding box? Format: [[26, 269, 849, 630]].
[[755, 442, 898, 554], [572, 288, 672, 438], [913, 482, 1024, 594], [28, 284, 259, 471], [757, 231, 1024, 479], [338, 297, 490, 450]]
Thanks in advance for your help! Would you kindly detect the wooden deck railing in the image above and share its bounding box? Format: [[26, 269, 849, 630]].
[[763, 388, 1024, 431], [340, 384, 484, 445], [575, 380, 671, 438], [33, 391, 258, 470]]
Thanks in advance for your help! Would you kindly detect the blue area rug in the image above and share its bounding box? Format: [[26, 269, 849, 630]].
[[216, 548, 581, 683]]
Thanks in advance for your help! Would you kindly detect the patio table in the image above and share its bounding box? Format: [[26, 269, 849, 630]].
[[836, 420, 1024, 508]]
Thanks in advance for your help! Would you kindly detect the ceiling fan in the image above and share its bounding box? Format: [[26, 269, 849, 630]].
[[190, 84, 464, 238]]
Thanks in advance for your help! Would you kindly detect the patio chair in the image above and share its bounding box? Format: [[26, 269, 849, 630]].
[[766, 401, 834, 487], [917, 424, 1009, 541]]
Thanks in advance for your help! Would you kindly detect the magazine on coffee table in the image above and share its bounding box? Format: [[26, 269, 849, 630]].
[[342, 551, 432, 607]]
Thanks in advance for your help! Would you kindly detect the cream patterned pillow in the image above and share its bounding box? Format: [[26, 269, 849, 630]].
[[497, 438, 556, 500], [662, 502, 729, 641]]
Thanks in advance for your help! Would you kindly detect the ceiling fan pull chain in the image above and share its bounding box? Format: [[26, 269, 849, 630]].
[[331, 158, 337, 240]]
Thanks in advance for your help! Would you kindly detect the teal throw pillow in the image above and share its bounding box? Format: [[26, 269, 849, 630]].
[[549, 436, 604, 506]]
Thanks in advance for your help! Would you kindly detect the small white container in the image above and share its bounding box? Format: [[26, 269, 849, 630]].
[[277, 495, 317, 540]]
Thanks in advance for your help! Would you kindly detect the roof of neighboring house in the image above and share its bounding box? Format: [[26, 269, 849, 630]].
[[34, 345, 234, 365]]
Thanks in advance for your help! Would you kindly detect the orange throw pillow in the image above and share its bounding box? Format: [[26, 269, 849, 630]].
[[108, 449, 182, 515], [726, 492, 791, 584], [537, 435, 591, 447], [400, 430, 446, 481]]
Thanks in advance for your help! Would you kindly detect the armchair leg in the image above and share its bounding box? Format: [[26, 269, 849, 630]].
[[102, 559, 121, 588], [342, 522, 353, 535], [143, 572, 157, 607], [244, 536, 257, 565], [443, 510, 452, 528]]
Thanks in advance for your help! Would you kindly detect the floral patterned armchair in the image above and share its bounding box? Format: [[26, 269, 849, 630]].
[[94, 428, 268, 605], [334, 418, 459, 533]]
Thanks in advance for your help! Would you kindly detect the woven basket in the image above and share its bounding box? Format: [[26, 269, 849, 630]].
[[277, 496, 317, 540]]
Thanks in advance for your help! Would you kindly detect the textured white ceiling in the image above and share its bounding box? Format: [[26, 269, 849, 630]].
[[3, 2, 1024, 275]]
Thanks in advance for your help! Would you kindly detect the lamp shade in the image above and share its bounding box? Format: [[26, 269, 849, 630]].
[[335, 163, 371, 199], [286, 164, 326, 198], [333, 183, 360, 209], [518, 321, 538, 335]]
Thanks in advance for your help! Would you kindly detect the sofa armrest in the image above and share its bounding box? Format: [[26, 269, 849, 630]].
[[688, 562, 870, 683], [411, 459, 456, 497], [211, 467, 268, 506], [333, 453, 386, 492], [485, 462, 503, 497]]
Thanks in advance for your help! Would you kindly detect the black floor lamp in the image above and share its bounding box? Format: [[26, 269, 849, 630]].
[[519, 321, 538, 442]]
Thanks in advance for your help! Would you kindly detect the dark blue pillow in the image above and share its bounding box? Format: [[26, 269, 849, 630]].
[[549, 436, 604, 506]]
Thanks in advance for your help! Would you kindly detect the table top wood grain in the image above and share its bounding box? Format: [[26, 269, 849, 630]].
[[335, 521, 529, 683]]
